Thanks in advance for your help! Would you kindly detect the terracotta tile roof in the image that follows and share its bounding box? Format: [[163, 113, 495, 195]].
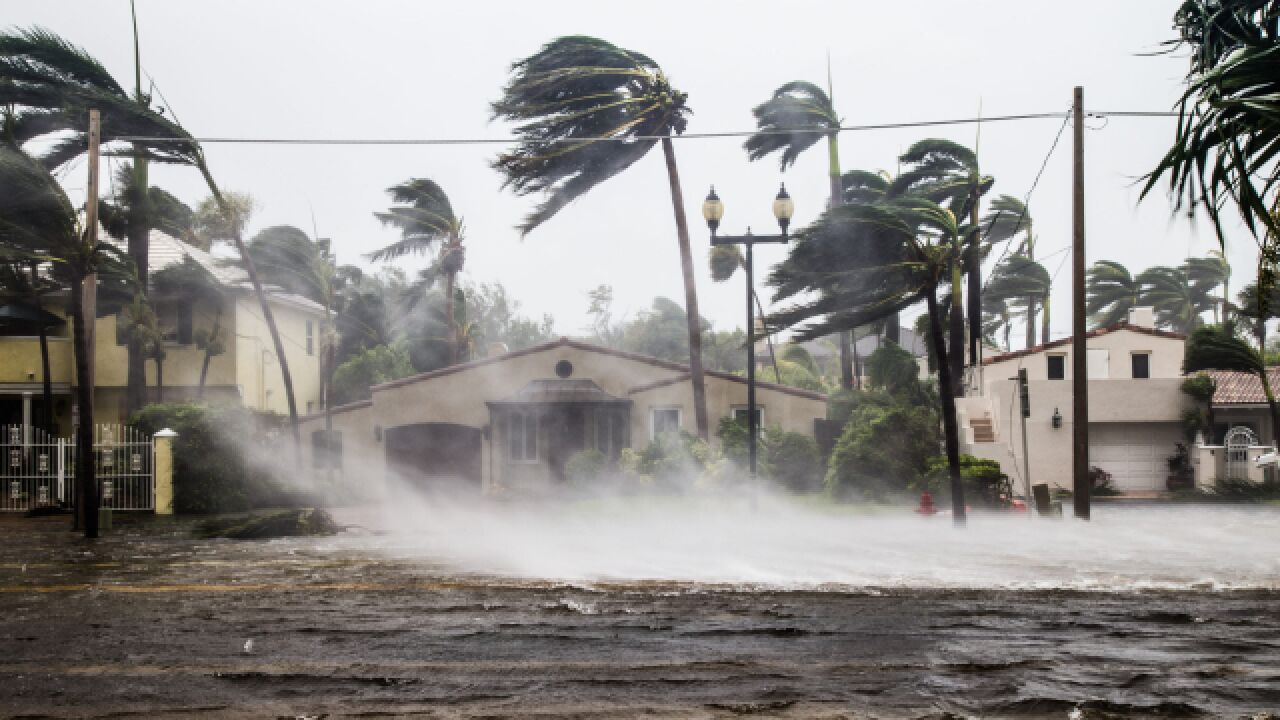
[[982, 323, 1186, 365], [1201, 369, 1280, 405]]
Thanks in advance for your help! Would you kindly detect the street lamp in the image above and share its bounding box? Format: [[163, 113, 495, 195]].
[[702, 183, 795, 484]]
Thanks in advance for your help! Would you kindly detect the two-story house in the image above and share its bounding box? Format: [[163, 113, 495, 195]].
[[956, 308, 1192, 497], [0, 231, 324, 433]]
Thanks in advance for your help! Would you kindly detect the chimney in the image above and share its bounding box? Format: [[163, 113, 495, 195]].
[[1128, 306, 1155, 329]]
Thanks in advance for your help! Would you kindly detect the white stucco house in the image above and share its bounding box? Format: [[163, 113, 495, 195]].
[[957, 308, 1193, 497]]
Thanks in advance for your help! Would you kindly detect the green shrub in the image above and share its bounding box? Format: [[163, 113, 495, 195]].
[[865, 342, 920, 395], [765, 429, 823, 493], [330, 344, 415, 406], [632, 432, 711, 493], [131, 402, 290, 514], [565, 449, 608, 486], [827, 401, 939, 500], [924, 454, 1012, 507]]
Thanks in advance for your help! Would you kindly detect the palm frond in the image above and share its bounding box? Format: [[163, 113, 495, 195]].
[[743, 80, 836, 171]]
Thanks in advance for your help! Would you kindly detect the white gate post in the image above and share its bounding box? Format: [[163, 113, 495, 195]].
[[153, 428, 177, 515]]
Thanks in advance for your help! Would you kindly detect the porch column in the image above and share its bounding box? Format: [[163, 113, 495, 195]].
[[153, 428, 177, 515]]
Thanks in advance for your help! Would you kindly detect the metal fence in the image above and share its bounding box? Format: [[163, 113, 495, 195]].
[[1, 424, 154, 512]]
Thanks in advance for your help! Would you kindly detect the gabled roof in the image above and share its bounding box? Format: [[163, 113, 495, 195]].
[[374, 337, 829, 401], [982, 323, 1186, 365], [1202, 369, 1280, 406]]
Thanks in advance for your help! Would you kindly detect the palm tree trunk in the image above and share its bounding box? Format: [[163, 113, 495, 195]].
[[967, 198, 982, 366], [926, 288, 966, 526], [69, 276, 98, 538], [752, 290, 781, 384], [660, 136, 709, 440], [29, 263, 54, 433], [1041, 293, 1051, 345], [125, 152, 150, 417], [197, 306, 221, 398], [838, 332, 853, 389], [949, 250, 966, 397], [445, 266, 458, 365], [154, 355, 163, 404], [885, 313, 900, 344], [1025, 297, 1037, 349], [826, 130, 855, 388], [197, 162, 301, 462]]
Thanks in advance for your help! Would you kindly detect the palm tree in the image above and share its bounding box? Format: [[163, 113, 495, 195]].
[[986, 254, 1052, 345], [982, 194, 1040, 345], [708, 244, 781, 384], [490, 36, 710, 439], [367, 179, 464, 365], [744, 79, 855, 387], [840, 169, 903, 344], [151, 256, 225, 397], [1139, 265, 1210, 333], [0, 144, 132, 538], [0, 27, 305, 458], [1185, 251, 1231, 324], [1185, 324, 1280, 448], [982, 295, 1014, 352], [1234, 281, 1280, 349], [768, 197, 968, 524], [892, 139, 994, 392], [1086, 260, 1142, 329]]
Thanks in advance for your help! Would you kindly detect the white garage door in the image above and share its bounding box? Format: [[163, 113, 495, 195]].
[[1089, 423, 1182, 493]]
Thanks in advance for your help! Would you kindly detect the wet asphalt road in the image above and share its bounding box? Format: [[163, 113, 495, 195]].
[[1, 514, 1278, 719]]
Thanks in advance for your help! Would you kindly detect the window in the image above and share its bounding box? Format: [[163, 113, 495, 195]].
[[651, 407, 681, 440], [589, 410, 623, 458], [306, 321, 314, 355], [732, 406, 764, 429], [1047, 354, 1066, 380], [508, 411, 538, 462], [1131, 352, 1150, 379], [176, 300, 193, 345]]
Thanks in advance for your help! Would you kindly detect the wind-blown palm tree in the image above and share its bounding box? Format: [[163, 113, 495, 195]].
[[840, 169, 904, 345], [768, 197, 968, 524], [986, 254, 1052, 345], [1185, 324, 1280, 448], [892, 139, 994, 391], [0, 144, 133, 538], [490, 36, 710, 439], [1086, 260, 1142, 329], [152, 256, 225, 397], [0, 26, 305, 457], [744, 79, 855, 387], [367, 179, 464, 365], [1234, 280, 1280, 349], [1139, 265, 1212, 333], [982, 194, 1040, 345], [982, 295, 1014, 352], [1185, 251, 1231, 324]]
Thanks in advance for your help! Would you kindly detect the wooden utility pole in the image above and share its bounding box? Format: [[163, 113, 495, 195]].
[[78, 109, 102, 538], [1071, 87, 1090, 520]]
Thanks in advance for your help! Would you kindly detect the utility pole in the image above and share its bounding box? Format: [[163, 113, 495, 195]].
[[1071, 87, 1090, 520], [1017, 369, 1033, 514], [79, 109, 101, 537]]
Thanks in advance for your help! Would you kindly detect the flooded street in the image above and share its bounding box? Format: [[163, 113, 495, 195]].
[[2, 504, 1279, 718]]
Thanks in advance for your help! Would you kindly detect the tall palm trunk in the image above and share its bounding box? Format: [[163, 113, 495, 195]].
[[1041, 293, 1051, 345], [949, 242, 966, 397], [197, 305, 221, 398], [29, 263, 54, 433], [967, 197, 982, 365], [124, 154, 150, 416], [752, 290, 782, 384], [827, 131, 855, 389], [197, 162, 301, 461], [69, 276, 98, 538], [1025, 241, 1038, 348], [926, 287, 966, 526], [154, 354, 163, 403], [444, 263, 458, 365], [660, 136, 708, 440]]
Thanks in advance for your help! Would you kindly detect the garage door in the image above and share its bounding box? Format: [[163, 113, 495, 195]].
[[1089, 423, 1182, 493], [384, 423, 482, 494]]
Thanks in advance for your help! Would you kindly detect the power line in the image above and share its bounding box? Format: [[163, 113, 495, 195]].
[[113, 109, 1177, 147]]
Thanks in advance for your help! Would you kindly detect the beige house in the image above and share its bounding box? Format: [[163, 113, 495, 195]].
[[0, 231, 324, 430], [957, 308, 1193, 496], [299, 338, 827, 496]]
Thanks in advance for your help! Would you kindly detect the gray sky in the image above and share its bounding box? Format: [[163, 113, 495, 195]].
[[7, 0, 1250, 343]]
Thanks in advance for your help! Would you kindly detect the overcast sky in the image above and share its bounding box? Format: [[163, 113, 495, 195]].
[[7, 1, 1252, 343]]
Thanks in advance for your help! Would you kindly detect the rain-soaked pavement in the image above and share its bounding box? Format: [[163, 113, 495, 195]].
[[1, 505, 1279, 719]]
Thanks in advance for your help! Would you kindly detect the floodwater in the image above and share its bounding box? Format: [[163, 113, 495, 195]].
[[1, 502, 1279, 718]]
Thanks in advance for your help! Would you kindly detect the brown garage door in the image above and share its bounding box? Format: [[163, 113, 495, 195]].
[[384, 423, 482, 493]]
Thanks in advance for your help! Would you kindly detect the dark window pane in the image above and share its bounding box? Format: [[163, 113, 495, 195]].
[[177, 300, 194, 345], [1048, 355, 1065, 380], [1131, 353, 1150, 379]]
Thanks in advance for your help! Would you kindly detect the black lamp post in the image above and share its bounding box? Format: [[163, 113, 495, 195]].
[[702, 183, 795, 482]]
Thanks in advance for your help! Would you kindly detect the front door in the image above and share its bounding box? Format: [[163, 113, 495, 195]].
[[546, 407, 586, 482]]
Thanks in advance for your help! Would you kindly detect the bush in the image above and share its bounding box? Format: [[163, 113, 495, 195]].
[[924, 454, 1012, 507], [565, 449, 608, 487], [330, 344, 415, 406], [629, 432, 711, 493], [827, 400, 939, 500], [131, 402, 291, 514], [765, 429, 823, 493]]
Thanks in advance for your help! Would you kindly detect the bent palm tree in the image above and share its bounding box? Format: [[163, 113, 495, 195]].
[[982, 194, 1039, 345], [1086, 260, 1142, 328], [368, 179, 464, 365], [744, 79, 856, 387], [1185, 251, 1231, 324], [1236, 281, 1280, 349], [1139, 265, 1208, 333], [491, 36, 710, 439], [986, 254, 1052, 345], [768, 198, 968, 525]]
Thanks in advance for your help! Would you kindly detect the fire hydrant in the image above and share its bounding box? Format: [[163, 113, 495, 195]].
[[915, 491, 938, 516]]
